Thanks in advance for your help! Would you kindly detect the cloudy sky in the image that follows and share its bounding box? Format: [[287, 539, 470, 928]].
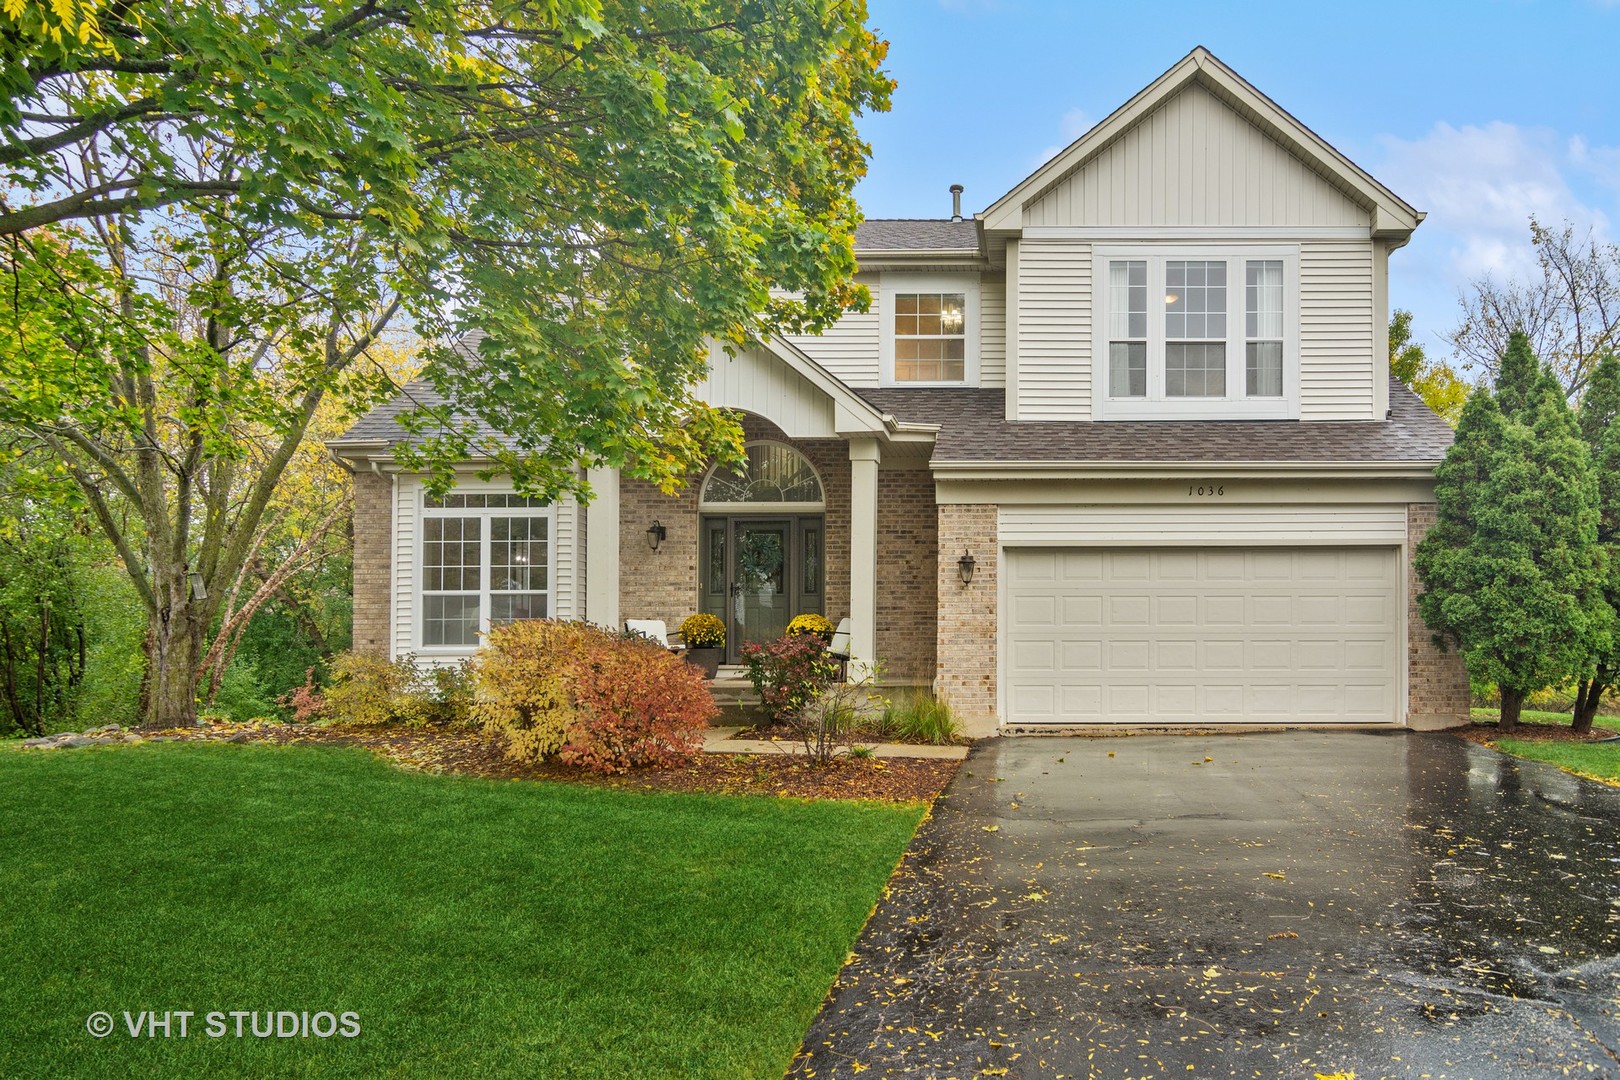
[[853, 0, 1620, 376]]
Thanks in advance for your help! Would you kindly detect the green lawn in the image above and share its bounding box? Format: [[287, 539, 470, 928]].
[[1469, 707, 1620, 786], [0, 742, 924, 1079]]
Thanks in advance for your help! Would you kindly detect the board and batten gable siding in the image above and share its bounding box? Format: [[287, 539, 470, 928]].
[[1300, 239, 1376, 420], [1013, 238, 1093, 420], [1024, 84, 1369, 229], [697, 344, 838, 436]]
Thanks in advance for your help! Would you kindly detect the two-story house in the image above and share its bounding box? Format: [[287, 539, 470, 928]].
[[330, 47, 1472, 737]]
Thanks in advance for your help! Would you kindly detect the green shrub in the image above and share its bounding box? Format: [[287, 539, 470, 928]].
[[474, 620, 714, 774], [207, 660, 280, 723], [321, 652, 473, 727]]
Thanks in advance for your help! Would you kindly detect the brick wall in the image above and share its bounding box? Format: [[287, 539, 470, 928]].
[[351, 468, 393, 658], [876, 465, 937, 683], [616, 415, 851, 634], [1407, 503, 1471, 729], [936, 503, 998, 737]]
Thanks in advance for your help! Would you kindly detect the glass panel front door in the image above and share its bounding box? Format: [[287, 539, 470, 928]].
[[733, 522, 790, 659], [700, 515, 825, 664]]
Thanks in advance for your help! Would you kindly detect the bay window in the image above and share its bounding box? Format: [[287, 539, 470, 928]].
[[421, 491, 552, 649], [1097, 248, 1297, 419]]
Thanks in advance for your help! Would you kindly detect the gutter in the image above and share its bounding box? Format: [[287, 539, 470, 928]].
[[928, 459, 1444, 481]]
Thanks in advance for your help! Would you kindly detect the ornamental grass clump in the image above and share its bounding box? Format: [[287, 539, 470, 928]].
[[474, 620, 715, 774]]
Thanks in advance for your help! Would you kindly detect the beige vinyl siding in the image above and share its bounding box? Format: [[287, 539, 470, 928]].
[[1300, 239, 1376, 420], [552, 494, 579, 620], [1025, 84, 1369, 229], [998, 504, 1408, 547], [1015, 238, 1092, 420], [979, 275, 1006, 387], [391, 474, 417, 661], [782, 274, 882, 386]]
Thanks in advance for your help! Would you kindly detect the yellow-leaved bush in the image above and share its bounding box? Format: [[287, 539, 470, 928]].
[[473, 620, 716, 774]]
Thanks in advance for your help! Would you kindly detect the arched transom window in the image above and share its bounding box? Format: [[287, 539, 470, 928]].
[[700, 441, 824, 509]]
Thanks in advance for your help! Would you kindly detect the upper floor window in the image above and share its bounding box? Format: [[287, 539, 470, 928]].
[[881, 274, 979, 386], [1096, 248, 1297, 420], [894, 293, 966, 382]]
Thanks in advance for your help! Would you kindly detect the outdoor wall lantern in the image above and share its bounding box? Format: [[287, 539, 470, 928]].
[[647, 521, 667, 552], [957, 549, 976, 586]]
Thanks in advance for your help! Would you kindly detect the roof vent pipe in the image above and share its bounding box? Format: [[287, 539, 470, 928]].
[[949, 183, 964, 222]]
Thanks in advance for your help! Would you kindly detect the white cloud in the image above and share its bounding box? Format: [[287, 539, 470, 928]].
[[1030, 107, 1093, 170], [1375, 121, 1610, 284]]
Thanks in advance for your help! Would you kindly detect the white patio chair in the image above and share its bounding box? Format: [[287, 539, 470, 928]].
[[624, 619, 683, 652]]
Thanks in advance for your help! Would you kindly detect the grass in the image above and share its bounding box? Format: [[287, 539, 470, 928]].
[[0, 741, 924, 1079], [1493, 737, 1620, 784], [1467, 707, 1620, 786]]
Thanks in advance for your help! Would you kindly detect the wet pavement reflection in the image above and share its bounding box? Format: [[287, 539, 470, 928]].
[[790, 731, 1620, 1078]]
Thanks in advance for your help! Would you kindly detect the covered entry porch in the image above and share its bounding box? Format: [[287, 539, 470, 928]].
[[579, 338, 939, 683]]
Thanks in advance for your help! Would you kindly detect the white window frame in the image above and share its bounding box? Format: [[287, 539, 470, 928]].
[[1091, 245, 1299, 420], [418, 488, 556, 655], [880, 272, 981, 387]]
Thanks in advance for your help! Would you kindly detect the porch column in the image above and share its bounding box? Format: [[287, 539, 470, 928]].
[[584, 466, 620, 629], [848, 438, 881, 677]]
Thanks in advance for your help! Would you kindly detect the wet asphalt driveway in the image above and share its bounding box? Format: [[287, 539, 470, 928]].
[[790, 732, 1620, 1079]]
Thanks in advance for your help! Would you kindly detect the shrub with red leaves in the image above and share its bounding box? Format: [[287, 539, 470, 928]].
[[739, 634, 840, 725]]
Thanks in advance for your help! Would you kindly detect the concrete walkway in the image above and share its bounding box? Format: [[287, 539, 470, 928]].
[[701, 726, 969, 760]]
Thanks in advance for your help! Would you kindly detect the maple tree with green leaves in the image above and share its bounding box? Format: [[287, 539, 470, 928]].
[[0, 0, 892, 727]]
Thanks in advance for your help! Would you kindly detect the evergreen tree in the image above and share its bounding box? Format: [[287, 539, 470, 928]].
[[1573, 352, 1620, 731], [1416, 385, 1610, 730], [1494, 328, 1543, 422]]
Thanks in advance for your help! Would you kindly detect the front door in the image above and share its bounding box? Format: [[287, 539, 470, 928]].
[[701, 516, 824, 664]]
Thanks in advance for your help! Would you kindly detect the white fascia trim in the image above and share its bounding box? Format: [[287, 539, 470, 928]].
[[757, 334, 893, 435], [928, 459, 1442, 480], [1025, 226, 1369, 240]]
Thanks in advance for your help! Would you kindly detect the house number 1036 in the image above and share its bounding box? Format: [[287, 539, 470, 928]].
[[1188, 484, 1225, 496]]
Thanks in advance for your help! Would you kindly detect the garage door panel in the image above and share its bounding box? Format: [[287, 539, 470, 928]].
[[1005, 546, 1399, 725]]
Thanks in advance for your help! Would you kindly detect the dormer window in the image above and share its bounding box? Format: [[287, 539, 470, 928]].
[[1095, 247, 1297, 420], [881, 274, 980, 386]]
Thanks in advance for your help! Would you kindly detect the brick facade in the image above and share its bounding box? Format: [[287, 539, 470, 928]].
[[875, 465, 938, 683], [935, 503, 998, 737], [351, 469, 393, 658], [1406, 502, 1472, 728], [616, 415, 851, 638]]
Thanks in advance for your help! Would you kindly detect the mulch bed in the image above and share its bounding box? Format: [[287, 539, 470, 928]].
[[134, 721, 959, 804], [1451, 719, 1620, 747]]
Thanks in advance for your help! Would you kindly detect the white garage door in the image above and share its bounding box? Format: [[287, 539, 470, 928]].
[[1005, 548, 1400, 725]]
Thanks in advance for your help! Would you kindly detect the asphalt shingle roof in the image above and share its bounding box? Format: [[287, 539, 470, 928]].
[[333, 377, 513, 448], [854, 218, 981, 253], [857, 377, 1453, 465]]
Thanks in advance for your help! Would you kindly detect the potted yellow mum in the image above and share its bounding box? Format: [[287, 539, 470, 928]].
[[678, 613, 726, 679]]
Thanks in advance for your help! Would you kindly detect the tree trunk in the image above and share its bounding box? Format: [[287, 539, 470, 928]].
[[1499, 688, 1525, 733], [140, 595, 209, 728], [1573, 673, 1609, 734]]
